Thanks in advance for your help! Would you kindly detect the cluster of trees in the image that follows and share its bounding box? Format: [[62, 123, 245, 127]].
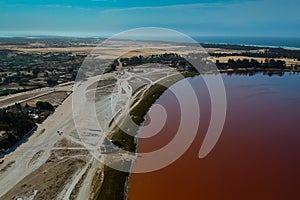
[[216, 58, 287, 70], [0, 101, 55, 153], [223, 70, 285, 77], [0, 109, 36, 151], [210, 49, 300, 60], [105, 53, 197, 73], [36, 101, 55, 112], [211, 52, 300, 61], [203, 44, 300, 60], [0, 51, 84, 88]]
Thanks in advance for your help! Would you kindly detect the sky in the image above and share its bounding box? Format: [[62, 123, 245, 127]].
[[0, 0, 299, 38]]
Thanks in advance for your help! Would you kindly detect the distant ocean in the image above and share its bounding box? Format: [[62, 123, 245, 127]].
[[193, 36, 300, 49], [1, 35, 300, 50]]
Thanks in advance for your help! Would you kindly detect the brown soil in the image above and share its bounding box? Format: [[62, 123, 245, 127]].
[[21, 91, 71, 107], [0, 153, 86, 200]]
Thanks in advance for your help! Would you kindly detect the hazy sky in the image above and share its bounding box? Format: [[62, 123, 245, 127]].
[[0, 0, 299, 37]]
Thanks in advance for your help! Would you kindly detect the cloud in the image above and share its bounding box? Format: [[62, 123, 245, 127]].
[[1, 0, 299, 37], [46, 4, 73, 9], [5, 4, 25, 8], [100, 3, 223, 14], [97, 0, 300, 37]]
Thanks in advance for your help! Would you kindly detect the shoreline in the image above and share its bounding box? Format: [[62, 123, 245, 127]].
[[201, 41, 300, 50], [94, 69, 300, 200], [96, 72, 195, 200], [124, 102, 154, 200], [1, 36, 300, 50], [106, 70, 300, 200]]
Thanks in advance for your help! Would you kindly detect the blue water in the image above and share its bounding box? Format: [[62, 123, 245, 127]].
[[193, 36, 300, 49], [1, 35, 300, 49]]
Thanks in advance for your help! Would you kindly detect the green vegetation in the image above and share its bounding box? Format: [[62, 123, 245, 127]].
[[0, 89, 17, 96], [0, 48, 85, 90], [95, 167, 129, 200], [0, 101, 55, 155], [0, 109, 36, 152], [36, 101, 55, 112], [96, 74, 191, 200], [216, 58, 288, 70], [105, 53, 197, 73], [209, 46, 300, 60], [202, 43, 300, 60], [97, 51, 199, 200], [97, 83, 168, 200]]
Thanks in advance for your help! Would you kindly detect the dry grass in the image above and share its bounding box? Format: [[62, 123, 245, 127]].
[[120, 48, 167, 58], [21, 91, 71, 107], [0, 154, 86, 200]]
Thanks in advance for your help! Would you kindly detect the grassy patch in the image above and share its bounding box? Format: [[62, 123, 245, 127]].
[[95, 166, 128, 200], [0, 89, 17, 96], [96, 73, 197, 200]]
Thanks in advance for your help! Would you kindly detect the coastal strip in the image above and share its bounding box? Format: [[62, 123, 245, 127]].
[[95, 72, 197, 200]]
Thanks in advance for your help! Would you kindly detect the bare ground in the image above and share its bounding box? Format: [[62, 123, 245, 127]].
[[0, 153, 86, 200]]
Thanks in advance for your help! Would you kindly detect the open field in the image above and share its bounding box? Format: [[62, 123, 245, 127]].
[[1, 152, 86, 200], [20, 91, 71, 107], [0, 83, 73, 108]]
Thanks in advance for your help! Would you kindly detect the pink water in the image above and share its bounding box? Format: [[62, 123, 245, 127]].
[[128, 73, 300, 200]]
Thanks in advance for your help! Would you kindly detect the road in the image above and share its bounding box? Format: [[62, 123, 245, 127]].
[[0, 64, 182, 199], [0, 92, 77, 196], [0, 82, 74, 109]]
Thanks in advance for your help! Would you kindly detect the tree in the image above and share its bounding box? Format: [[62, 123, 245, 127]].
[[36, 101, 54, 112], [32, 67, 40, 78]]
